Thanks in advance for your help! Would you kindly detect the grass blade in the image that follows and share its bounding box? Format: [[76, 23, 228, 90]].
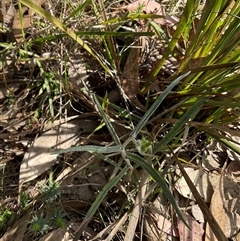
[[92, 94, 121, 145], [73, 165, 129, 240], [127, 153, 189, 228], [142, 0, 197, 89], [18, 0, 111, 75], [131, 71, 191, 138], [54, 145, 122, 155], [153, 98, 205, 153]]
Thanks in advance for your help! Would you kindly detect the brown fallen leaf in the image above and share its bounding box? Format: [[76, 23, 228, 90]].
[[191, 204, 204, 223], [39, 227, 72, 241], [227, 161, 240, 183], [0, 1, 3, 23], [3, 1, 15, 28], [124, 0, 178, 26], [12, 0, 46, 42], [0, 211, 31, 241], [144, 215, 162, 241], [175, 158, 227, 241], [19, 118, 98, 186], [187, 57, 206, 69], [205, 174, 240, 240], [175, 168, 219, 202], [121, 38, 145, 111], [178, 212, 204, 241], [12, 6, 32, 42]]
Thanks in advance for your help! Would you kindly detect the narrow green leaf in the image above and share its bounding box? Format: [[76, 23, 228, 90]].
[[153, 98, 205, 153], [142, 0, 196, 89], [54, 145, 122, 155], [18, 0, 111, 75], [203, 130, 240, 156], [66, 0, 91, 20], [92, 94, 121, 145], [127, 153, 190, 228], [77, 165, 129, 234], [131, 71, 191, 138]]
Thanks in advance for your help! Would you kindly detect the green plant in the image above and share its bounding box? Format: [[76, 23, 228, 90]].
[[24, 175, 64, 237], [0, 209, 13, 235], [20, 191, 31, 210], [29, 213, 49, 236], [39, 173, 61, 203], [1, 0, 240, 239], [51, 209, 66, 228]]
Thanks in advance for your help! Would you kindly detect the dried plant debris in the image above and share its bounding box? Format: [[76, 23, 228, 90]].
[[121, 37, 145, 111], [38, 227, 72, 241], [205, 174, 240, 240], [0, 211, 31, 241], [178, 212, 204, 241], [19, 118, 98, 185], [121, 0, 179, 26]]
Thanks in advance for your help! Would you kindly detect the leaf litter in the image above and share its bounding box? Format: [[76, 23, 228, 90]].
[[19, 118, 98, 185], [205, 173, 240, 240]]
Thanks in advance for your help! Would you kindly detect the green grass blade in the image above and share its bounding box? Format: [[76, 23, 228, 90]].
[[127, 153, 189, 228], [92, 94, 121, 145], [142, 0, 197, 89], [32, 31, 154, 44], [131, 71, 191, 138], [217, 138, 240, 156], [54, 145, 122, 155], [66, 0, 91, 20], [153, 98, 205, 153], [203, 130, 240, 156], [77, 164, 129, 235], [18, 0, 111, 76]]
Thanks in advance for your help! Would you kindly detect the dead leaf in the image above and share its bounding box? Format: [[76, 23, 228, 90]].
[[88, 171, 107, 191], [156, 215, 173, 235], [144, 198, 177, 240], [121, 38, 145, 111], [235, 232, 240, 241], [124, 0, 178, 26], [124, 170, 148, 241], [39, 227, 72, 241], [144, 215, 161, 241], [175, 168, 219, 202], [178, 212, 204, 241], [35, 0, 47, 6], [191, 204, 204, 223], [176, 159, 228, 241], [227, 161, 240, 183], [4, 2, 15, 28], [125, 0, 165, 25], [187, 57, 206, 69], [225, 135, 240, 161], [205, 175, 240, 240], [0, 1, 4, 23], [19, 118, 98, 185], [12, 6, 32, 42], [0, 211, 31, 241], [12, 0, 46, 42], [176, 167, 240, 203]]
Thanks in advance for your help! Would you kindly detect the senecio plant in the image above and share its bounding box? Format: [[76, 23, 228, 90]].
[[26, 174, 65, 237]]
